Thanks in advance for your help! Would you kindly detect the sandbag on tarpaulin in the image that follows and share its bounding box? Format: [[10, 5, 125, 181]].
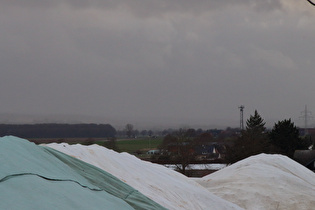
[[0, 136, 166, 210]]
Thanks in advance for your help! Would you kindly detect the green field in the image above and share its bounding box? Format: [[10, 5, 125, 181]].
[[28, 136, 163, 158], [116, 137, 163, 154]]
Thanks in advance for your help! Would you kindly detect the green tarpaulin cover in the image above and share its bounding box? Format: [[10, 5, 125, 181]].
[[0, 136, 166, 210]]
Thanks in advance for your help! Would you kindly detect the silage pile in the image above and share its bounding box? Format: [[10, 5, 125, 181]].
[[45, 143, 315, 210], [45, 143, 241, 210], [0, 136, 166, 210], [195, 154, 315, 210]]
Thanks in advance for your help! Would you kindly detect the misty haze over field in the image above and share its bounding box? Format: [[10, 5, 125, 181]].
[[1, 1, 315, 129]]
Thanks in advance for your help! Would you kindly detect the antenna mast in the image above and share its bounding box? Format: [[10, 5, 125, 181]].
[[239, 105, 245, 130]]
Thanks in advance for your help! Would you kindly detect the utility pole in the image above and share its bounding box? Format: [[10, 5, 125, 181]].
[[239, 105, 245, 130], [300, 105, 313, 136]]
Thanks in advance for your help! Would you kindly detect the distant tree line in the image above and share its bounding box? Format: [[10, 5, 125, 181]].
[[116, 124, 238, 140], [0, 123, 116, 138], [116, 124, 155, 138]]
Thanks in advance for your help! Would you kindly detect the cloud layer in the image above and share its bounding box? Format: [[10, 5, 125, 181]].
[[0, 0, 314, 128]]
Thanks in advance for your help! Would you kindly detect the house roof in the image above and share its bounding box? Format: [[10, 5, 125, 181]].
[[294, 150, 315, 166]]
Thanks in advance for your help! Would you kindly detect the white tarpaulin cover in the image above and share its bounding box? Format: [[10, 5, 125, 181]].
[[45, 142, 242, 210], [196, 154, 315, 210]]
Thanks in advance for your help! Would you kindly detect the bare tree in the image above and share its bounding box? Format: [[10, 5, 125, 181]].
[[159, 129, 196, 175], [125, 124, 134, 138]]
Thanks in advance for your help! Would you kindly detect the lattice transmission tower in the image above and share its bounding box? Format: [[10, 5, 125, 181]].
[[300, 105, 313, 135], [239, 105, 245, 130]]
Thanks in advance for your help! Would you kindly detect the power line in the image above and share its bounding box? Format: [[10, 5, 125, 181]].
[[307, 0, 315, 6]]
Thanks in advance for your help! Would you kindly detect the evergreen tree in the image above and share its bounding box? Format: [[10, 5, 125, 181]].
[[226, 110, 269, 163], [246, 110, 266, 135], [242, 110, 268, 143], [269, 119, 311, 158]]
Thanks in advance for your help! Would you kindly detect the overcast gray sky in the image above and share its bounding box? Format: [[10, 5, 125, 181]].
[[1, 1, 315, 129]]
